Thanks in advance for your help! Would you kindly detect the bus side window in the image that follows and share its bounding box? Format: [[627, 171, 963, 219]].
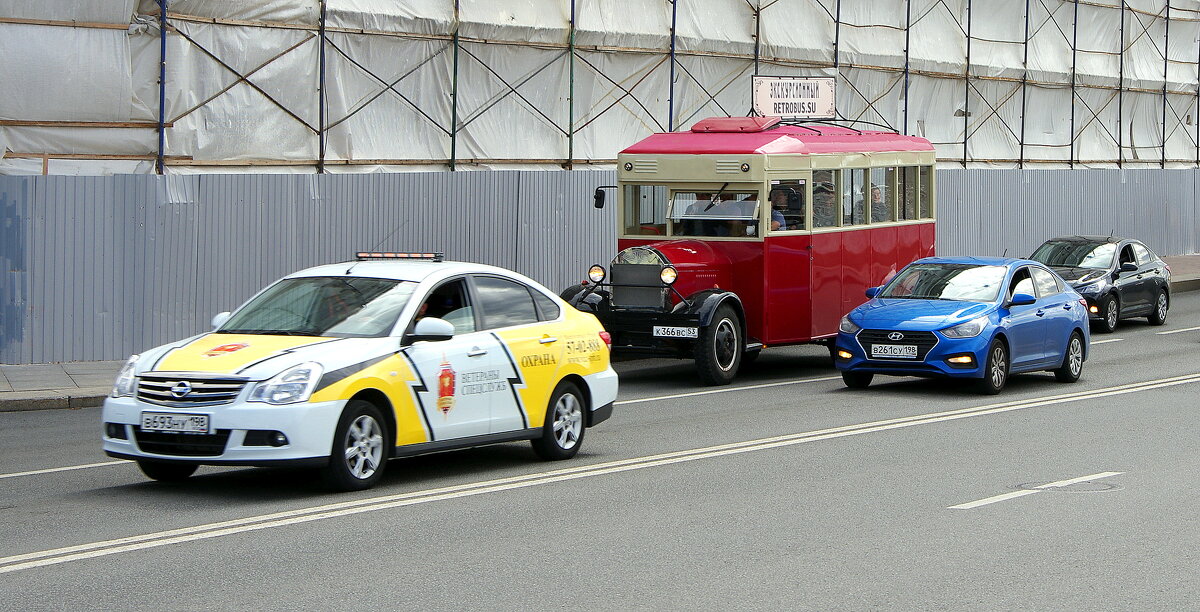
[[900, 166, 919, 220], [919, 166, 933, 219], [870, 167, 894, 223], [812, 170, 837, 228], [623, 184, 668, 235], [768, 179, 806, 231], [842, 168, 867, 226]]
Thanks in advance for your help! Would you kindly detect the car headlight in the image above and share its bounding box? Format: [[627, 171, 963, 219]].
[[110, 354, 140, 397], [660, 266, 678, 285], [1074, 271, 1106, 286], [941, 315, 989, 339], [248, 362, 324, 405], [588, 264, 606, 283], [838, 315, 861, 334]]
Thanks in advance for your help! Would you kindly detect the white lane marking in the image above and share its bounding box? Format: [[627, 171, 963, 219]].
[[949, 471, 1124, 510], [616, 375, 841, 405], [2, 376, 1197, 574], [1090, 338, 1124, 345], [1156, 325, 1200, 335], [0, 461, 127, 480]]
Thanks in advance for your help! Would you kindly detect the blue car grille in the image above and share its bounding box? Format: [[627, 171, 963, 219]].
[[857, 329, 939, 361]]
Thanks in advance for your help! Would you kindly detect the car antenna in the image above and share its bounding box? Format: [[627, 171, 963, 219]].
[[347, 219, 413, 274], [1002, 248, 1008, 257], [1109, 229, 1114, 238]]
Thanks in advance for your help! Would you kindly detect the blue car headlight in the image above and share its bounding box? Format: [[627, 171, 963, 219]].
[[941, 315, 989, 339], [839, 315, 861, 334]]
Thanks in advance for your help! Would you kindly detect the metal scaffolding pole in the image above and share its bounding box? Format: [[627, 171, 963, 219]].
[[1162, 0, 1170, 169], [1118, 1, 1125, 167], [752, 1, 761, 77], [567, 0, 576, 169], [317, 0, 327, 174], [449, 0, 460, 170], [1070, 0, 1079, 167], [904, 0, 912, 134], [668, 0, 678, 131], [156, 0, 167, 175], [964, 0, 972, 167], [1020, 0, 1030, 168]]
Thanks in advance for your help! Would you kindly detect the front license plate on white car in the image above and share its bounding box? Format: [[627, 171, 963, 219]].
[[871, 344, 918, 359], [141, 412, 210, 434], [653, 325, 699, 338]]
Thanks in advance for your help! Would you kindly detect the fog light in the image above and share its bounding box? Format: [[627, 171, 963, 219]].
[[1089, 305, 1098, 313], [105, 423, 128, 440], [588, 264, 606, 283], [270, 432, 289, 447], [837, 350, 853, 360], [947, 355, 974, 364]]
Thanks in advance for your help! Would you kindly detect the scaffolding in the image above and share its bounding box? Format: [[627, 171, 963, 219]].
[[1, 0, 1198, 174]]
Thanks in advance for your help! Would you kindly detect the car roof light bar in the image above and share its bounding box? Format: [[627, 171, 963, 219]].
[[355, 252, 444, 262]]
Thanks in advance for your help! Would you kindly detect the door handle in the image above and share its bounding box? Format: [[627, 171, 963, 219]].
[[1035, 310, 1046, 317], [1061, 303, 1072, 310], [467, 348, 488, 357], [539, 336, 558, 344]]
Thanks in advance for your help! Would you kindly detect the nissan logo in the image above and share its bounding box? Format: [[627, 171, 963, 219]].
[[887, 332, 905, 341], [170, 381, 193, 398]]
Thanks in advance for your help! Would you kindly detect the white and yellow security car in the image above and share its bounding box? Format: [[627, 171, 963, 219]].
[[103, 253, 618, 491]]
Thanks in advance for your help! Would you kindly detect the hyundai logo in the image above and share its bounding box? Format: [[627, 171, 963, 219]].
[[170, 381, 193, 398], [887, 332, 905, 341]]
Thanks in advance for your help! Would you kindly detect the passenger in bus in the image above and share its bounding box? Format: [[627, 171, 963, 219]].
[[870, 185, 890, 223], [813, 182, 837, 227]]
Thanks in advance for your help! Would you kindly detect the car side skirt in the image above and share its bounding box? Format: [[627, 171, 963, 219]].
[[389, 428, 542, 458]]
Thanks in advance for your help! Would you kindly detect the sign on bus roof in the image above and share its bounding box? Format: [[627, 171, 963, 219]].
[[752, 76, 835, 120]]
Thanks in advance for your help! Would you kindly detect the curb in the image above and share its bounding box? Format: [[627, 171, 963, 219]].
[[1172, 277, 1200, 294], [0, 388, 109, 413]]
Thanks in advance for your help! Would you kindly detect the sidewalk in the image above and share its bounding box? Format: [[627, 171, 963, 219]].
[[4, 254, 1200, 413]]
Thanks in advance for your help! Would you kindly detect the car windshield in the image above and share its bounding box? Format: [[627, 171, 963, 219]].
[[879, 263, 1008, 302], [219, 277, 416, 338], [1030, 240, 1116, 269]]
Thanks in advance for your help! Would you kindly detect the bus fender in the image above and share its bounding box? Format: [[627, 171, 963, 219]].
[[686, 290, 745, 328]]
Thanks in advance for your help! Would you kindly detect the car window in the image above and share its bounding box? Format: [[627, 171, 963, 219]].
[[1030, 267, 1060, 298], [474, 276, 540, 329], [416, 279, 475, 334], [1009, 268, 1035, 298], [1029, 240, 1115, 269], [879, 263, 1007, 302], [531, 290, 561, 321], [220, 277, 416, 338], [1118, 244, 1137, 266], [1132, 243, 1153, 266]]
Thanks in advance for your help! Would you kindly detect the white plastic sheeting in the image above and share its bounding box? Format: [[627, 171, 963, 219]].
[[3, 0, 1200, 173]]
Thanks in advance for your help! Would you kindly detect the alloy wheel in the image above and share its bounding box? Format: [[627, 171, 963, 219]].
[[343, 415, 384, 479], [552, 393, 583, 450]]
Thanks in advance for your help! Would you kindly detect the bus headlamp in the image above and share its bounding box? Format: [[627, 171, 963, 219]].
[[660, 266, 678, 285], [588, 265, 606, 283]]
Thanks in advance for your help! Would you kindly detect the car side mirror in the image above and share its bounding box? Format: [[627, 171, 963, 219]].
[[1009, 293, 1036, 306], [593, 188, 606, 209], [406, 317, 455, 344], [1120, 262, 1138, 273], [211, 311, 231, 330], [865, 286, 880, 298]]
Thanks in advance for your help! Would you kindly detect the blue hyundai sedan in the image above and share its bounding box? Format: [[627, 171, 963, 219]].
[[834, 257, 1090, 394]]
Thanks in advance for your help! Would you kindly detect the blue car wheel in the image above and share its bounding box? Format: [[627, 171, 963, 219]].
[[1054, 332, 1085, 383], [976, 339, 1009, 395]]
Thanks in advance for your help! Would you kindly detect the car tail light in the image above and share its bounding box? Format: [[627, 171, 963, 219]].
[[1078, 298, 1088, 308], [598, 331, 612, 349], [1165, 264, 1171, 274]]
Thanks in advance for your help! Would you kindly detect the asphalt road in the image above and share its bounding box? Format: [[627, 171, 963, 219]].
[[3, 293, 1200, 610]]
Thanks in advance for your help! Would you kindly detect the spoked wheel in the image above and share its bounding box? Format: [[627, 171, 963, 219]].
[[532, 382, 586, 461], [694, 304, 742, 386], [1148, 291, 1168, 326], [137, 460, 198, 482], [321, 400, 389, 491], [1097, 295, 1119, 333], [976, 339, 1009, 395], [1054, 331, 1085, 383]]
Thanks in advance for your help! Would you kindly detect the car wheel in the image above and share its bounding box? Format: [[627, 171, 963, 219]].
[[1148, 291, 1168, 326], [1054, 331, 1085, 383], [841, 371, 873, 389], [532, 382, 586, 461], [976, 339, 1009, 395], [1097, 295, 1119, 333], [137, 460, 198, 482], [693, 304, 742, 386], [320, 400, 389, 492]]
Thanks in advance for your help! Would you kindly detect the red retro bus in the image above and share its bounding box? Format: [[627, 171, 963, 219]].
[[564, 116, 936, 385]]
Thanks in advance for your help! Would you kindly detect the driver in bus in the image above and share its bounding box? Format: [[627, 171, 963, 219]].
[[769, 189, 789, 231]]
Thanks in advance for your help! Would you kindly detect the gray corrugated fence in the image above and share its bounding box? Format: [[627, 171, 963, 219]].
[[1, 169, 1196, 364]]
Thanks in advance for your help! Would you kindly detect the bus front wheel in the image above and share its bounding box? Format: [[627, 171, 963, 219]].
[[694, 304, 742, 386]]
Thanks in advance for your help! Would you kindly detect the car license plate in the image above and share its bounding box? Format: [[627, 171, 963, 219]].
[[141, 412, 210, 434], [871, 344, 918, 359], [653, 325, 699, 338]]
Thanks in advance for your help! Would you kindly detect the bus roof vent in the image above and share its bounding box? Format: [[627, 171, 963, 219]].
[[691, 116, 781, 133]]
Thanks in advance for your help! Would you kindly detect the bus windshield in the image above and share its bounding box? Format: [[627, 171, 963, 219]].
[[668, 190, 760, 237]]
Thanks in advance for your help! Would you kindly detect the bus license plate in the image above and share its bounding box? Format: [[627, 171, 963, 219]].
[[653, 326, 699, 339], [141, 412, 210, 434], [871, 344, 918, 359]]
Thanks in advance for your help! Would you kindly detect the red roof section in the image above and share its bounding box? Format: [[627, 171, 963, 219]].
[[621, 118, 934, 155]]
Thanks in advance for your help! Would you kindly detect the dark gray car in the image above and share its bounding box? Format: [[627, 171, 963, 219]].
[[1029, 236, 1170, 332]]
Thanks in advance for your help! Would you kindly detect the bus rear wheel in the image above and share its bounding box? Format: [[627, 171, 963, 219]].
[[694, 304, 742, 386]]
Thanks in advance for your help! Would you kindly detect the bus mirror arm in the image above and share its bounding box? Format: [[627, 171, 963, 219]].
[[593, 185, 617, 209]]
